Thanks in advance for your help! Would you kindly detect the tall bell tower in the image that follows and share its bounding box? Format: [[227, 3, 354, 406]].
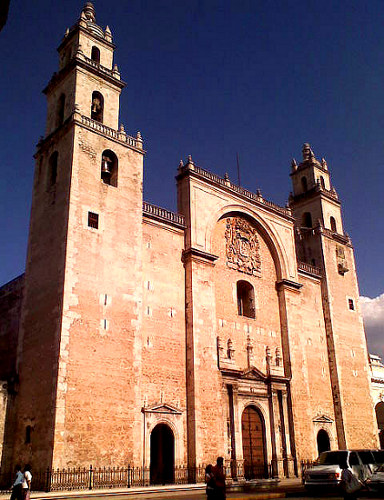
[[2, 3, 145, 472], [289, 144, 378, 449]]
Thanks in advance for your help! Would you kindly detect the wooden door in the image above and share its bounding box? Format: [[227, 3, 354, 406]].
[[242, 406, 266, 479]]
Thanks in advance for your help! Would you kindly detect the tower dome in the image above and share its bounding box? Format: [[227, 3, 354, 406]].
[[80, 2, 105, 38]]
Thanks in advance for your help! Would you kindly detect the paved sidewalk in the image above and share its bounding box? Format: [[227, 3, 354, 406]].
[[0, 478, 304, 500]]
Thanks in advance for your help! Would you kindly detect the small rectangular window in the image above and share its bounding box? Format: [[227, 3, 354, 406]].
[[348, 298, 355, 311], [88, 211, 99, 229]]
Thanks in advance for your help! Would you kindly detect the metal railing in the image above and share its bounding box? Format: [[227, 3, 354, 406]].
[[0, 465, 207, 493], [0, 461, 276, 493]]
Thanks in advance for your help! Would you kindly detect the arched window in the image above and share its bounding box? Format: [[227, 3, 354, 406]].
[[101, 150, 118, 187], [91, 91, 104, 123], [330, 216, 337, 232], [237, 280, 255, 319], [57, 94, 65, 127], [301, 176, 308, 192], [320, 176, 325, 189], [302, 212, 312, 228], [91, 46, 100, 63], [48, 152, 58, 187]]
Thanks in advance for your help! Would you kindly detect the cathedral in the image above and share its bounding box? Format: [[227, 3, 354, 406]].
[[0, 3, 379, 484]]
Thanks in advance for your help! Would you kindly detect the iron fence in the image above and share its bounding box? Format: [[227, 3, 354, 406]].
[[0, 465, 209, 493], [0, 460, 279, 493]]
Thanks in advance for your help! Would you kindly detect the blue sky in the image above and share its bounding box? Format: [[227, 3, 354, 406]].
[[1, 1, 383, 352]]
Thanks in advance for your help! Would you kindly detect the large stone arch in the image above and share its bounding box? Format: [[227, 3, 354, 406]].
[[205, 204, 290, 281]]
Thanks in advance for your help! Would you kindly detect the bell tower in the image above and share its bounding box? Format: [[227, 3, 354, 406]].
[[3, 3, 145, 472], [289, 145, 378, 450]]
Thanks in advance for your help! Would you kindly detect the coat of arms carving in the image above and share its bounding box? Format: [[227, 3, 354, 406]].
[[225, 217, 261, 276]]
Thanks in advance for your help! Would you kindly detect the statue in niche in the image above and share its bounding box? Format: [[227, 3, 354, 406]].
[[225, 217, 261, 276]]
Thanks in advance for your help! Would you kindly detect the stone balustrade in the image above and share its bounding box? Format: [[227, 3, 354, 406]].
[[191, 165, 291, 217], [143, 201, 185, 228]]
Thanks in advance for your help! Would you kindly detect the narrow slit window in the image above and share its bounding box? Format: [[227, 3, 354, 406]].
[[88, 211, 99, 229], [48, 151, 58, 187], [348, 298, 355, 311]]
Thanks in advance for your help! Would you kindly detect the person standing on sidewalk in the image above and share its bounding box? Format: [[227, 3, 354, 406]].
[[10, 465, 23, 500], [212, 457, 226, 500], [22, 465, 32, 500]]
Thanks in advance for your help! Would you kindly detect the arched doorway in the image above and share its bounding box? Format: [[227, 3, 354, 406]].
[[317, 429, 330, 455], [150, 423, 174, 485], [241, 406, 267, 479], [375, 402, 384, 449]]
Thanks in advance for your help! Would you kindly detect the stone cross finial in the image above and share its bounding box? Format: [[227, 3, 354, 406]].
[[291, 158, 297, 172], [178, 159, 184, 169]]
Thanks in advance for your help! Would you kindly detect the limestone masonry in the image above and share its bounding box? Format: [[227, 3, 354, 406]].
[[0, 3, 381, 483]]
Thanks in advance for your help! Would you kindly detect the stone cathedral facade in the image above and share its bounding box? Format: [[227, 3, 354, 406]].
[[0, 3, 379, 482]]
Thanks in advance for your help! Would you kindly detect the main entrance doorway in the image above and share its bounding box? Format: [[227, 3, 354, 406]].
[[241, 406, 267, 479], [317, 429, 330, 455], [150, 423, 174, 484]]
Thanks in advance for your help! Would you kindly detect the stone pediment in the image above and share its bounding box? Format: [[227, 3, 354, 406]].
[[313, 414, 333, 424], [142, 403, 182, 415], [241, 367, 267, 381]]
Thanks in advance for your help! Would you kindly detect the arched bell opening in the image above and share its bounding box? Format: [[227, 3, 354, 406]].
[[150, 423, 174, 485], [330, 216, 337, 232], [316, 429, 330, 455], [241, 405, 267, 479], [101, 150, 118, 187], [91, 91, 104, 123], [91, 46, 100, 63], [301, 176, 308, 192], [302, 212, 313, 228]]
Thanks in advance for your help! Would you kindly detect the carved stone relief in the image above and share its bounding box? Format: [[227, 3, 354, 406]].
[[225, 217, 261, 276]]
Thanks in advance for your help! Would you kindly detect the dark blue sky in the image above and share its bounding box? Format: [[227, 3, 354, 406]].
[[1, 0, 383, 300]]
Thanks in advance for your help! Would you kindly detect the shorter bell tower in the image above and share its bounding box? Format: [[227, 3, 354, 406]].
[[289, 144, 378, 450]]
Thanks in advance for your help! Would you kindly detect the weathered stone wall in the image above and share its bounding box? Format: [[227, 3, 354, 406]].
[[50, 125, 144, 468], [141, 219, 187, 465], [322, 237, 378, 448], [2, 127, 75, 471]]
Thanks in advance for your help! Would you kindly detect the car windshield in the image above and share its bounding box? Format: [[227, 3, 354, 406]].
[[318, 451, 348, 466], [373, 451, 384, 464], [358, 451, 375, 464]]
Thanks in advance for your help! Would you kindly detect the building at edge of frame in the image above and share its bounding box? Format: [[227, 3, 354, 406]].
[[0, 2, 380, 483]]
